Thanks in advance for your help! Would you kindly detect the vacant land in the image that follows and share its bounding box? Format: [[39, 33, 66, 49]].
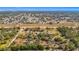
[[0, 22, 79, 51], [0, 11, 79, 51], [0, 21, 78, 28]]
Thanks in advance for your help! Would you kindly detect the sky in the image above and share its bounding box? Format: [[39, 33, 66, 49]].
[[0, 0, 79, 7], [0, 7, 79, 11]]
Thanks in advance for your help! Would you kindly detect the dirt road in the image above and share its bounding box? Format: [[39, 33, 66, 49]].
[[7, 29, 24, 47]]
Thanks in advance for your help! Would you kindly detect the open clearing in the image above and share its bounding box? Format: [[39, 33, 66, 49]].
[[0, 22, 78, 29]]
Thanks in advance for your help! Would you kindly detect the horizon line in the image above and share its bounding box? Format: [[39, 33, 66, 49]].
[[0, 7, 79, 11]]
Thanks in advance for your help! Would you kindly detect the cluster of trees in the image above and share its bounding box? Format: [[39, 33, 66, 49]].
[[0, 28, 19, 50], [10, 27, 79, 51], [0, 27, 79, 51], [10, 44, 44, 51], [57, 27, 79, 50]]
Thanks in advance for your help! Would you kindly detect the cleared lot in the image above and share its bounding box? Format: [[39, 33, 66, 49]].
[[0, 22, 78, 29]]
